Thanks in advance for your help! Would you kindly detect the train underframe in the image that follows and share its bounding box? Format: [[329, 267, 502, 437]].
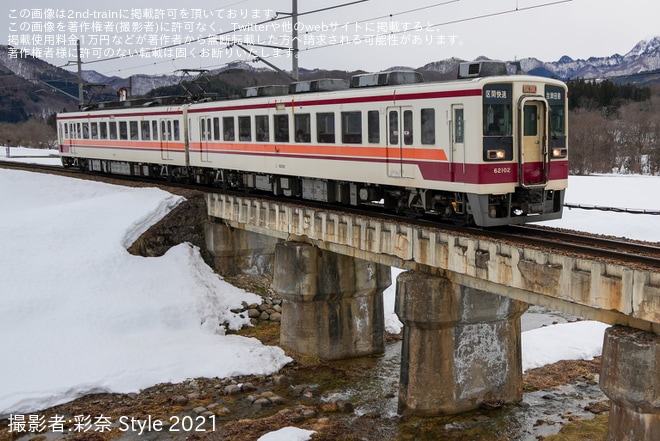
[[63, 157, 564, 227]]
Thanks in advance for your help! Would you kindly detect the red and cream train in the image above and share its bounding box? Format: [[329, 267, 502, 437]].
[[57, 61, 568, 227]]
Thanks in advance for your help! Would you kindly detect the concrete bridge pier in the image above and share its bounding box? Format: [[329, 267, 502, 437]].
[[272, 241, 391, 360], [395, 270, 528, 416], [600, 326, 660, 441], [205, 222, 280, 277]]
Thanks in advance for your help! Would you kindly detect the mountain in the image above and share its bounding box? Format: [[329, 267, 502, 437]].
[[0, 38, 659, 124], [0, 46, 78, 120], [518, 37, 660, 83]]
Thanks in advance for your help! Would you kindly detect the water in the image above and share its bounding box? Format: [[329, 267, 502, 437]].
[[313, 306, 607, 441]]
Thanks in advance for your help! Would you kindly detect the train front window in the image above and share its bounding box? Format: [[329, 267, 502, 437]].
[[483, 84, 512, 137], [523, 105, 538, 136], [545, 85, 566, 136]]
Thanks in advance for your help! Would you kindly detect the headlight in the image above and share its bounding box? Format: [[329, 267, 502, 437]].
[[551, 148, 567, 158], [487, 149, 506, 160]]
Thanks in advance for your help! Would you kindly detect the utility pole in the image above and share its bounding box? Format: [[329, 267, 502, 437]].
[[77, 39, 83, 108], [292, 0, 299, 81]]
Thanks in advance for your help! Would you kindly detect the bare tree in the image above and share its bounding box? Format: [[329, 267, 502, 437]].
[[568, 108, 614, 174]]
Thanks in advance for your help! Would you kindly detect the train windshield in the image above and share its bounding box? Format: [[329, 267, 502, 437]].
[[483, 84, 512, 137], [545, 85, 566, 136]]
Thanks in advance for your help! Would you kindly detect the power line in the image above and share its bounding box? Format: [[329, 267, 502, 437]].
[[52, 0, 570, 75], [301, 0, 573, 53]]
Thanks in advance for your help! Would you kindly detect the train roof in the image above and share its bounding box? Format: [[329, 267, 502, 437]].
[[58, 62, 566, 117]]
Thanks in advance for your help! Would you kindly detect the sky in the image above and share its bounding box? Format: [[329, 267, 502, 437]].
[[2, 148, 658, 438], [3, 0, 658, 78]]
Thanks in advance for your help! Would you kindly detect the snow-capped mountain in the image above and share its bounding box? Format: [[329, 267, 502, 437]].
[[520, 37, 660, 80]]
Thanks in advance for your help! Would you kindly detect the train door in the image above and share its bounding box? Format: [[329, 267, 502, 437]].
[[160, 119, 172, 160], [519, 98, 548, 186], [449, 104, 465, 182], [65, 122, 76, 154], [386, 106, 415, 178], [199, 117, 211, 162]]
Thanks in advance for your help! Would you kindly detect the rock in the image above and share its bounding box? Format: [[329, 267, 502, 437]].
[[192, 407, 208, 415], [172, 395, 189, 406], [302, 408, 316, 418], [259, 311, 270, 321], [269, 395, 286, 406], [335, 400, 354, 413], [269, 312, 282, 322], [187, 392, 201, 401], [247, 308, 261, 318], [289, 414, 305, 423], [253, 398, 271, 408], [241, 382, 257, 392], [223, 384, 242, 395], [273, 375, 291, 386], [272, 305, 282, 313], [292, 385, 306, 395]]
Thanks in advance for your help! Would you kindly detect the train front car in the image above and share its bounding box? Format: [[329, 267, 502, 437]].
[[459, 62, 568, 226]]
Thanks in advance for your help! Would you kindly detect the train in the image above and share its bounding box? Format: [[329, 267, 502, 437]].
[[56, 60, 568, 227]]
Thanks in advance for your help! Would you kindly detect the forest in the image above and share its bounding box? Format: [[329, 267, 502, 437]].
[[567, 80, 660, 175]]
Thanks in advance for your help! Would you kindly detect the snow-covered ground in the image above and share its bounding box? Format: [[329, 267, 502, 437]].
[[2, 148, 659, 440]]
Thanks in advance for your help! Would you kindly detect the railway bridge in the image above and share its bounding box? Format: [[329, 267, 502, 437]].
[[204, 192, 660, 441]]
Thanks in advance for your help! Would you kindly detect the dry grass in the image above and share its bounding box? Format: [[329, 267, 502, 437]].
[[523, 358, 601, 392], [542, 413, 609, 441]]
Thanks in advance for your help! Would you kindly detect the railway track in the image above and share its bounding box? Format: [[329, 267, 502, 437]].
[[493, 225, 660, 269], [3, 160, 659, 269]]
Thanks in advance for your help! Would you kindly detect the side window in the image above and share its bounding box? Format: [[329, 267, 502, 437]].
[[274, 115, 289, 142], [223, 117, 235, 141], [213, 117, 220, 141], [367, 110, 379, 143], [403, 110, 413, 145], [141, 121, 151, 140], [294, 114, 311, 143], [173, 120, 180, 140], [152, 120, 159, 140], [255, 115, 269, 142], [239, 116, 251, 141], [90, 122, 98, 139], [454, 108, 464, 143], [129, 121, 139, 140], [109, 121, 118, 140], [82, 123, 89, 139], [99, 122, 107, 139], [316, 113, 335, 143], [421, 108, 435, 145], [341, 111, 362, 144], [119, 121, 128, 140]]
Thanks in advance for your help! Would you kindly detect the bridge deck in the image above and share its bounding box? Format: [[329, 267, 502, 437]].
[[207, 193, 660, 333]]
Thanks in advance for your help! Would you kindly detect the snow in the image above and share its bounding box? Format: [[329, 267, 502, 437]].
[[2, 149, 660, 431], [257, 427, 316, 441], [0, 167, 291, 416], [0, 147, 61, 166]]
